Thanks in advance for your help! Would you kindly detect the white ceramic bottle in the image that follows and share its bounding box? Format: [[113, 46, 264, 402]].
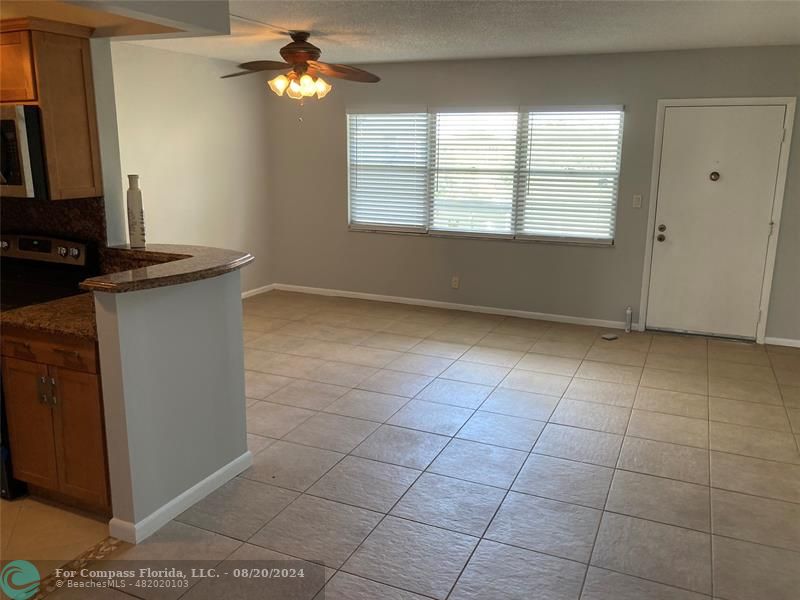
[[127, 174, 146, 248]]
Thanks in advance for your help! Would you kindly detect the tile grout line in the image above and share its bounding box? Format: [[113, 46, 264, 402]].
[[770, 351, 800, 455], [243, 436, 800, 512], [576, 332, 652, 599], [253, 385, 796, 442], [705, 341, 715, 600], [442, 337, 562, 600], [247, 344, 791, 409]]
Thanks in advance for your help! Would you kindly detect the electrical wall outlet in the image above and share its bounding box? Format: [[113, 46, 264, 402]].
[[451, 275, 460, 289], [632, 194, 643, 208]]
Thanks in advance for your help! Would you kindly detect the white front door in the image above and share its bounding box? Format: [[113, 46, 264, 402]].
[[646, 104, 787, 339]]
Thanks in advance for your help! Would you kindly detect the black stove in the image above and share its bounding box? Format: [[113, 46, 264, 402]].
[[1, 234, 98, 499], [1, 234, 96, 311]]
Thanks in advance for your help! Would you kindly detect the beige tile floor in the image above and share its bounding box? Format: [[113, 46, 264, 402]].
[[61, 291, 800, 599], [0, 497, 109, 578]]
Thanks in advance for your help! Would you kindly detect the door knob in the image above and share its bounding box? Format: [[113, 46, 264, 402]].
[[657, 224, 666, 232], [656, 234, 666, 242]]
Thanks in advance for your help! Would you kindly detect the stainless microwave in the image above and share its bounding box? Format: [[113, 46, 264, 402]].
[[0, 105, 48, 199]]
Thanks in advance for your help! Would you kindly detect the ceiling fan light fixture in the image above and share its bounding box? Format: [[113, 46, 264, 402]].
[[267, 74, 290, 96], [267, 71, 333, 100]]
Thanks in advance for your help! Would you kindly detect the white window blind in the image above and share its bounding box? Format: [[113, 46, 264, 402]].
[[518, 110, 624, 241], [347, 107, 624, 243], [348, 113, 429, 229], [431, 113, 519, 235]]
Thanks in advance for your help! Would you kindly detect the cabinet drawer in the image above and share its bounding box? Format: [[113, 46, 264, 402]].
[[2, 334, 97, 374]]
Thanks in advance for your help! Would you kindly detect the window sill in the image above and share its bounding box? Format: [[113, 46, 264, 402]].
[[348, 225, 615, 247]]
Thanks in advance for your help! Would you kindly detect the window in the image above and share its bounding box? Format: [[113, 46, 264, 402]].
[[347, 108, 624, 243], [518, 111, 624, 240], [348, 113, 430, 229], [432, 112, 519, 235]]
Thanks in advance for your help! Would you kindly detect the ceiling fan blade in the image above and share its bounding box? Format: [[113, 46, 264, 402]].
[[221, 60, 291, 79], [221, 70, 269, 79], [238, 60, 291, 71], [307, 61, 380, 83]]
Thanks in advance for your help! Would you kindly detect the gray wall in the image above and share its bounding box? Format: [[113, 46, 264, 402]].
[[265, 46, 800, 339], [103, 42, 273, 291]]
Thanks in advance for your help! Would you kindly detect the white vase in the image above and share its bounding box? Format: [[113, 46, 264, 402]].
[[126, 174, 147, 249]]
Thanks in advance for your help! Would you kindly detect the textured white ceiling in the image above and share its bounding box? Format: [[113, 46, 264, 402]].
[[134, 0, 800, 65]]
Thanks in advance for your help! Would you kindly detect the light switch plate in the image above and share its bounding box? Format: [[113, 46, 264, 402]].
[[632, 194, 643, 208]]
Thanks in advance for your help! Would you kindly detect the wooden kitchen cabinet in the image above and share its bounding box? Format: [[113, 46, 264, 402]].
[[0, 18, 102, 200], [51, 366, 108, 506], [0, 30, 36, 101], [1, 358, 59, 490], [1, 331, 109, 511]]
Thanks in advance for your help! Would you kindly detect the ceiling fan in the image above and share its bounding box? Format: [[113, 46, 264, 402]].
[[221, 31, 380, 100]]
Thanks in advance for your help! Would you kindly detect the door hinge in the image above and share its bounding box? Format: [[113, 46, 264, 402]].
[[50, 377, 57, 406], [37, 375, 50, 405], [769, 221, 776, 236]]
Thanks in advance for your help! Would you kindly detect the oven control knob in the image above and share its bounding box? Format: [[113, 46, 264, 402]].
[[68, 247, 81, 259], [57, 246, 68, 257]]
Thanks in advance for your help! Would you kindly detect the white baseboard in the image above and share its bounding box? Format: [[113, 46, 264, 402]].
[[260, 283, 637, 330], [764, 336, 800, 348], [109, 451, 253, 544], [241, 284, 276, 299], [250, 284, 800, 344]]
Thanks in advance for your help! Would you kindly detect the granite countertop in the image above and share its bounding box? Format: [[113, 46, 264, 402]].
[[1, 244, 252, 339], [1, 293, 97, 340], [82, 244, 254, 293]]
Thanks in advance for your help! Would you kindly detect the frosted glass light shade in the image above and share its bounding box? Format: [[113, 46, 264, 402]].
[[267, 74, 290, 96], [286, 80, 303, 99], [315, 77, 332, 99], [299, 74, 316, 97]]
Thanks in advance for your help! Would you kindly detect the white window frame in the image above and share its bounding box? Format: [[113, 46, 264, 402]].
[[347, 105, 624, 246]]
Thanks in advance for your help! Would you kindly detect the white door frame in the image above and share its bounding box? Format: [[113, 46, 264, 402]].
[[638, 97, 796, 343]]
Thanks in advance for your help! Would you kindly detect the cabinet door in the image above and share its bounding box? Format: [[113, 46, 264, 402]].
[[32, 31, 102, 200], [1, 358, 59, 489], [0, 31, 36, 101], [51, 366, 109, 507]]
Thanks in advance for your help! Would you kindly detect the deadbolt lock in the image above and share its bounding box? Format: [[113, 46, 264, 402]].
[[657, 224, 666, 232]]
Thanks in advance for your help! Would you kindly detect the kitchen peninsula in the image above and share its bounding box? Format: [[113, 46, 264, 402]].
[[1, 242, 254, 543]]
